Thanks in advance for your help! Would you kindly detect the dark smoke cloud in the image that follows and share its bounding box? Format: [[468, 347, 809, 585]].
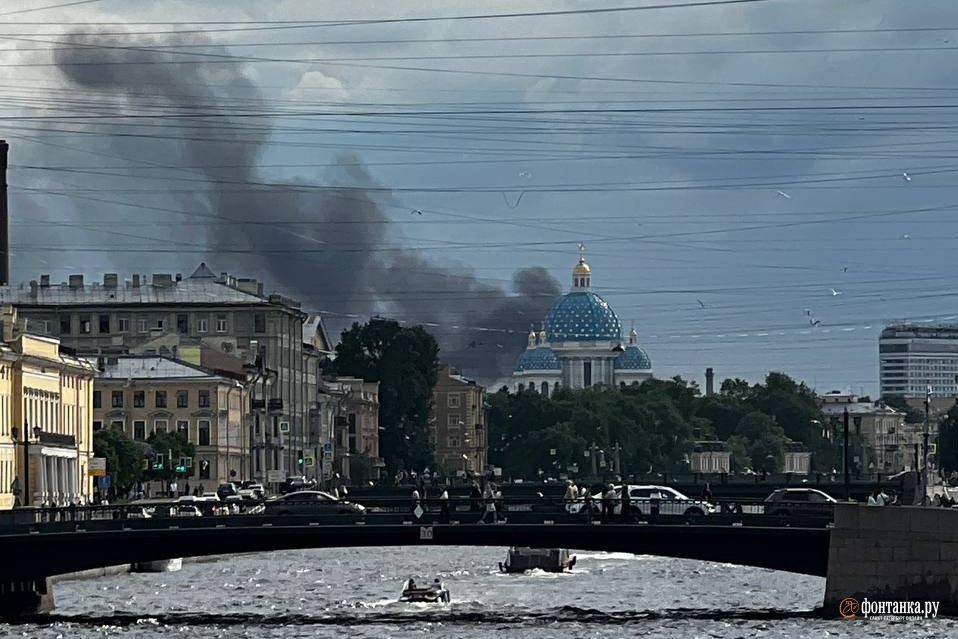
[[51, 32, 560, 382]]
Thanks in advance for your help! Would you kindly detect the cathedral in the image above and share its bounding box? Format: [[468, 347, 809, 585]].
[[513, 247, 653, 394]]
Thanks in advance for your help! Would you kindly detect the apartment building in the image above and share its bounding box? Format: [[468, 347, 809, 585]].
[[0, 264, 330, 485], [820, 391, 916, 473], [430, 365, 487, 477], [327, 377, 382, 483], [92, 356, 247, 487], [0, 306, 96, 509]]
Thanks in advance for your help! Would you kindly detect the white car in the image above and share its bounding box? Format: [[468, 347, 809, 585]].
[[170, 504, 203, 518], [575, 484, 715, 518]]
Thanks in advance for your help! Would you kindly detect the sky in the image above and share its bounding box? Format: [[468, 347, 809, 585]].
[[4, 0, 958, 393]]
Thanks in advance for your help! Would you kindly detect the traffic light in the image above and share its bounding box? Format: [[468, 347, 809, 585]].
[[175, 457, 187, 473], [152, 453, 164, 470], [297, 450, 305, 466]]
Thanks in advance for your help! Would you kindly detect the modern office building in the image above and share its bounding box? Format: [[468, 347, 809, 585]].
[[879, 324, 958, 398]]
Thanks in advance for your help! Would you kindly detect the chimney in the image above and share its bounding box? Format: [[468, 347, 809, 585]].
[[705, 367, 714, 396], [0, 140, 8, 286], [39, 274, 50, 288], [68, 274, 84, 289], [103, 273, 118, 288], [175, 273, 182, 282], [28, 280, 38, 299], [132, 274, 140, 288]]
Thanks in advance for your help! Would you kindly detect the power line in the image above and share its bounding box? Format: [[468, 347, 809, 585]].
[[0, 0, 108, 18]]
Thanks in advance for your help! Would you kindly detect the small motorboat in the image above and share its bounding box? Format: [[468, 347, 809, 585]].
[[498, 547, 577, 573], [399, 578, 450, 604]]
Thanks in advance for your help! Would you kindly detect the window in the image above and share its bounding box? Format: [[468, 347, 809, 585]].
[[153, 419, 168, 435], [447, 414, 462, 427], [447, 393, 461, 409], [254, 313, 266, 333], [447, 436, 460, 448], [197, 318, 208, 333], [93, 391, 101, 409], [79, 315, 91, 334], [137, 319, 147, 333], [59, 315, 71, 334], [133, 420, 146, 440], [215, 314, 227, 332], [198, 419, 211, 446], [198, 390, 210, 408], [118, 317, 130, 333], [177, 420, 189, 439], [110, 420, 123, 430], [155, 390, 167, 408], [133, 391, 145, 408], [111, 390, 123, 408], [176, 390, 189, 408], [99, 314, 110, 334], [176, 314, 188, 334], [92, 420, 103, 432], [199, 459, 211, 480], [153, 318, 165, 330]]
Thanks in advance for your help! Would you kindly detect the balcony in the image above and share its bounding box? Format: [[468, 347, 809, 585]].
[[37, 431, 76, 447]]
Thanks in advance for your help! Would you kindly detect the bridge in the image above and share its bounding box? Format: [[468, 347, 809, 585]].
[[0, 497, 955, 617]]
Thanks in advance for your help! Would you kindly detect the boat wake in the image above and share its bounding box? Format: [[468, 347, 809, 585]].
[[4, 606, 828, 627]]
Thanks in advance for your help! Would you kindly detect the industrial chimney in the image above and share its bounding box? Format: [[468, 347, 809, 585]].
[[0, 139, 8, 286], [705, 367, 715, 396]]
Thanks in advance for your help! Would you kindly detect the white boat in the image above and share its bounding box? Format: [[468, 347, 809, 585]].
[[399, 578, 450, 604], [498, 547, 577, 573]]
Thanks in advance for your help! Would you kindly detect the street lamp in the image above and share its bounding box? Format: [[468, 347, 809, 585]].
[[923, 385, 931, 507]]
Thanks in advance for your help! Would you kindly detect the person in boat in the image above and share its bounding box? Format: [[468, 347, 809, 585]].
[[431, 578, 442, 590], [407, 578, 417, 590]]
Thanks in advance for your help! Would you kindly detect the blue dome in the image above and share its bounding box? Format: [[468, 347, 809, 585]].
[[545, 291, 621, 342], [514, 346, 561, 372], [615, 345, 652, 370]]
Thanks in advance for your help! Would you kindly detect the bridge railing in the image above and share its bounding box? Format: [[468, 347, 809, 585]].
[[0, 495, 838, 534]]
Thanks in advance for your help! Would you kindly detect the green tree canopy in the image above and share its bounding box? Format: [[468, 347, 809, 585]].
[[331, 317, 440, 473], [146, 430, 195, 483], [93, 428, 144, 498]]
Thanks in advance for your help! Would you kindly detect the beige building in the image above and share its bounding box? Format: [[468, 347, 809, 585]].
[[92, 356, 247, 488], [820, 391, 914, 473], [0, 264, 335, 485], [327, 377, 382, 483], [0, 306, 96, 509], [431, 365, 487, 477]]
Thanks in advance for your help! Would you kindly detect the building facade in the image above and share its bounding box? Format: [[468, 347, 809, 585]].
[[819, 390, 919, 473], [879, 324, 958, 398], [513, 248, 652, 393], [329, 377, 382, 483], [0, 306, 95, 509], [689, 441, 731, 474], [431, 365, 487, 477], [92, 356, 247, 488], [0, 264, 323, 485]]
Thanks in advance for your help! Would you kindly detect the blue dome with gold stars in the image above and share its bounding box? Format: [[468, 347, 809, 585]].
[[545, 291, 622, 342], [514, 346, 561, 372], [615, 345, 652, 370]]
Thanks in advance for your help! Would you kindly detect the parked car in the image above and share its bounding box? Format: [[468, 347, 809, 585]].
[[278, 476, 317, 495], [580, 485, 715, 519], [266, 490, 366, 516], [764, 488, 836, 519], [170, 504, 203, 518], [216, 482, 239, 500], [125, 506, 152, 519], [237, 482, 266, 500]]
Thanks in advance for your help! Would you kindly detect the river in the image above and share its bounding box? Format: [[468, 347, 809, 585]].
[[2, 546, 952, 638]]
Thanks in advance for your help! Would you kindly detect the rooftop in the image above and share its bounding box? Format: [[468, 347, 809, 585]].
[[91, 355, 234, 382], [881, 324, 958, 340], [1, 263, 303, 311]]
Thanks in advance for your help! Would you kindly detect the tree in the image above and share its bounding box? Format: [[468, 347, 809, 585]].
[[332, 318, 440, 474], [145, 430, 195, 484], [938, 405, 958, 474], [92, 428, 144, 499], [733, 411, 786, 473]]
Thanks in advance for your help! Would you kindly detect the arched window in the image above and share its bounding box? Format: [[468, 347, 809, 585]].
[[517, 383, 525, 392], [541, 381, 549, 395]]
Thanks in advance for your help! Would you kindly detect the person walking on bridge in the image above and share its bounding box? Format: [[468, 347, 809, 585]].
[[602, 484, 616, 524]]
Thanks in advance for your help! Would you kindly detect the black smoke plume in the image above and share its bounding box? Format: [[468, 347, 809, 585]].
[[51, 32, 560, 382]]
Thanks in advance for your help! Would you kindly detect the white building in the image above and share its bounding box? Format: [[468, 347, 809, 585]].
[[513, 248, 652, 394], [879, 324, 958, 397]]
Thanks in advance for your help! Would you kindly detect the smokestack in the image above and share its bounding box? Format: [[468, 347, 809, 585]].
[[0, 140, 8, 286], [705, 367, 714, 396]]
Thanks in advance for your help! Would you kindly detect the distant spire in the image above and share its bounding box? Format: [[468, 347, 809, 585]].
[[572, 242, 591, 290], [628, 327, 638, 345], [538, 321, 548, 345], [528, 323, 537, 348]]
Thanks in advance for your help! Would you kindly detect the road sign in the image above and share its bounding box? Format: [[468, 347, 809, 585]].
[[267, 470, 285, 483], [97, 475, 111, 488], [304, 457, 315, 467], [323, 451, 333, 460], [279, 421, 290, 434], [88, 457, 106, 477], [323, 442, 333, 453]]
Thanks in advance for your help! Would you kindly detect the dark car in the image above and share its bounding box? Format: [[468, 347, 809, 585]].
[[278, 476, 317, 495], [266, 490, 366, 516], [216, 482, 239, 500], [764, 488, 837, 520]]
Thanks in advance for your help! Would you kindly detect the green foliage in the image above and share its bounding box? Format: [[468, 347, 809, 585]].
[[881, 394, 926, 424], [331, 317, 440, 473], [938, 405, 958, 473], [92, 428, 144, 497], [145, 430, 195, 482], [734, 411, 786, 473]]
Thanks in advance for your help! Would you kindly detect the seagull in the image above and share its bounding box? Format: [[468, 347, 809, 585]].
[[830, 288, 842, 296], [841, 266, 848, 273], [810, 319, 821, 326], [902, 172, 911, 182], [776, 190, 791, 199], [411, 209, 423, 215], [496, 344, 504, 349], [697, 299, 706, 309], [804, 308, 812, 316], [902, 233, 911, 240]]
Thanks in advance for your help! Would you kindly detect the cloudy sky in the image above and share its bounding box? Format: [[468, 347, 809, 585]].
[[3, 0, 958, 391]]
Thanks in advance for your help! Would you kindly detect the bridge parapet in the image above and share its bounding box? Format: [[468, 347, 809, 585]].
[[825, 504, 958, 616]]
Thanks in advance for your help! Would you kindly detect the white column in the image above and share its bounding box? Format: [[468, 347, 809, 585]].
[[37, 455, 47, 504]]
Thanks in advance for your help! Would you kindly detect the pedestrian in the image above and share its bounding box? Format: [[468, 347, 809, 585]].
[[411, 485, 421, 517], [867, 489, 880, 506], [469, 481, 482, 512], [583, 487, 594, 524], [439, 485, 450, 523], [481, 482, 497, 524], [701, 482, 713, 502], [620, 485, 632, 523], [184, 481, 191, 497], [602, 484, 616, 524]]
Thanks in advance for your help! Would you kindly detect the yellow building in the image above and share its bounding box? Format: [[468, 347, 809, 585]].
[[92, 356, 248, 489], [0, 306, 96, 509], [430, 366, 487, 477]]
